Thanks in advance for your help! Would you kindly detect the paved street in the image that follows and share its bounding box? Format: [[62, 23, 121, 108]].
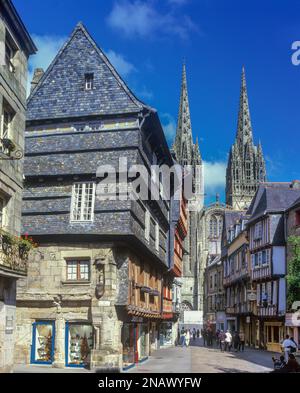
[[128, 340, 275, 374], [14, 340, 277, 373]]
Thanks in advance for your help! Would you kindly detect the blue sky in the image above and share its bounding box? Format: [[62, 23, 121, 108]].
[[14, 0, 300, 203]]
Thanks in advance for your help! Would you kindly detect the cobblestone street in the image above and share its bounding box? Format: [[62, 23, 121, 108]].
[[127, 340, 276, 374], [14, 340, 277, 373]]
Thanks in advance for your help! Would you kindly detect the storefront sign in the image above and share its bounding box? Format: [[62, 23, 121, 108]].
[[246, 316, 251, 324], [285, 313, 300, 327]]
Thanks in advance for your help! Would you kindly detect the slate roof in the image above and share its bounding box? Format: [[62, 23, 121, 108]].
[[223, 210, 244, 232], [27, 23, 149, 122], [247, 182, 300, 223]]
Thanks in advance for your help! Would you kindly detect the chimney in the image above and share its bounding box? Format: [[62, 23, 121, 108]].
[[30, 68, 44, 92], [291, 180, 300, 190]]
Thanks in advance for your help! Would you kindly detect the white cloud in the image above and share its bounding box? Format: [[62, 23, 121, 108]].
[[204, 161, 227, 194], [27, 34, 66, 95], [107, 0, 198, 39], [161, 113, 177, 144], [105, 49, 137, 77]]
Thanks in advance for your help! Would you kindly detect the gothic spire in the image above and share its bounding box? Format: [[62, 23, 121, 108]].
[[194, 136, 202, 163], [236, 66, 253, 149], [173, 62, 193, 162]]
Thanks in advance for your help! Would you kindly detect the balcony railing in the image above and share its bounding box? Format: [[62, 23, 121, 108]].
[[226, 302, 256, 315], [251, 265, 271, 281], [0, 232, 29, 275], [223, 267, 249, 286], [257, 304, 277, 317]]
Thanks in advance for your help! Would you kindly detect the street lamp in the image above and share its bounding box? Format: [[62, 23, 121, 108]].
[[0, 139, 23, 160]]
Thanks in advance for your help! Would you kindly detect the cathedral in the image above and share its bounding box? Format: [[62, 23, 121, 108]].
[[172, 64, 204, 313], [226, 67, 267, 210], [173, 65, 267, 319]]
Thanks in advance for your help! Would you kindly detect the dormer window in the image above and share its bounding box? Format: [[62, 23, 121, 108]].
[[85, 73, 94, 90]]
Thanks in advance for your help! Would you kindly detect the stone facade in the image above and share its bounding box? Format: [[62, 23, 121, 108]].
[[172, 64, 204, 313], [226, 67, 266, 210], [0, 0, 36, 373], [15, 22, 174, 371]]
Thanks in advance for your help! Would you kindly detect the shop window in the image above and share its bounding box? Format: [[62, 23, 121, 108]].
[[139, 324, 148, 361], [66, 323, 93, 367], [273, 327, 280, 343], [70, 182, 95, 222], [122, 324, 135, 369], [66, 260, 90, 281], [31, 321, 55, 364]]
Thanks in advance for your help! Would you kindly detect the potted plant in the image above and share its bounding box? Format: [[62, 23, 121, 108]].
[[18, 234, 37, 259]]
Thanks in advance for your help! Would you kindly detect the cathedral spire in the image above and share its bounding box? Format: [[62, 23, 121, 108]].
[[236, 66, 253, 149], [173, 62, 193, 163]]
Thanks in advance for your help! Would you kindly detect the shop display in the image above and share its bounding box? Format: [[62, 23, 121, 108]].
[[33, 322, 54, 363], [139, 324, 148, 360], [160, 322, 173, 346], [67, 324, 93, 366]]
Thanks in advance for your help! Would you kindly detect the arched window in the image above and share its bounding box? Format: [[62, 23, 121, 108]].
[[210, 216, 218, 238], [218, 217, 223, 237]]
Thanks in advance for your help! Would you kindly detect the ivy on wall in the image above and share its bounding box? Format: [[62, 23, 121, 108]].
[[287, 236, 300, 310]]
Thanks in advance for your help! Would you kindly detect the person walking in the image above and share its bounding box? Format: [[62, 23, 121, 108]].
[[193, 328, 196, 342], [233, 331, 240, 352], [239, 331, 245, 352], [197, 329, 200, 339], [202, 328, 207, 347], [225, 330, 232, 352], [282, 335, 297, 362], [219, 330, 226, 352], [180, 328, 186, 348], [285, 354, 300, 373], [186, 330, 191, 347]]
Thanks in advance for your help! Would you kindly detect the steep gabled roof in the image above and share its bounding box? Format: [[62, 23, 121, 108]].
[[27, 22, 149, 122], [248, 183, 300, 223]]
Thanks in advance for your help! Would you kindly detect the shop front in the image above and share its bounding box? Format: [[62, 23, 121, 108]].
[[150, 322, 159, 352], [285, 313, 300, 349], [65, 323, 93, 368], [264, 321, 284, 352], [121, 318, 150, 370], [159, 322, 173, 347], [31, 321, 55, 365]]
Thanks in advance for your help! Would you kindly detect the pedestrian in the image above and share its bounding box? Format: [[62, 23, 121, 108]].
[[207, 329, 213, 347], [216, 330, 220, 348], [196, 329, 200, 339], [225, 330, 232, 352], [193, 328, 196, 341], [282, 335, 297, 362], [290, 337, 298, 353], [233, 331, 240, 352], [201, 328, 207, 346], [219, 330, 226, 352], [285, 354, 300, 373], [186, 330, 190, 347], [180, 328, 186, 347], [239, 331, 245, 352]]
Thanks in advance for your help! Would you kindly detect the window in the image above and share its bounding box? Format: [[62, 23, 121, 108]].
[[210, 216, 218, 238], [0, 197, 6, 228], [70, 183, 95, 222], [210, 275, 213, 289], [5, 35, 16, 73], [254, 222, 263, 240], [295, 210, 300, 227], [155, 222, 159, 252], [67, 260, 90, 281], [85, 73, 94, 90], [145, 209, 151, 242], [1, 100, 15, 142]]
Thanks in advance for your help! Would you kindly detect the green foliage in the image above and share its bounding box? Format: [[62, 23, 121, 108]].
[[287, 236, 300, 310]]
